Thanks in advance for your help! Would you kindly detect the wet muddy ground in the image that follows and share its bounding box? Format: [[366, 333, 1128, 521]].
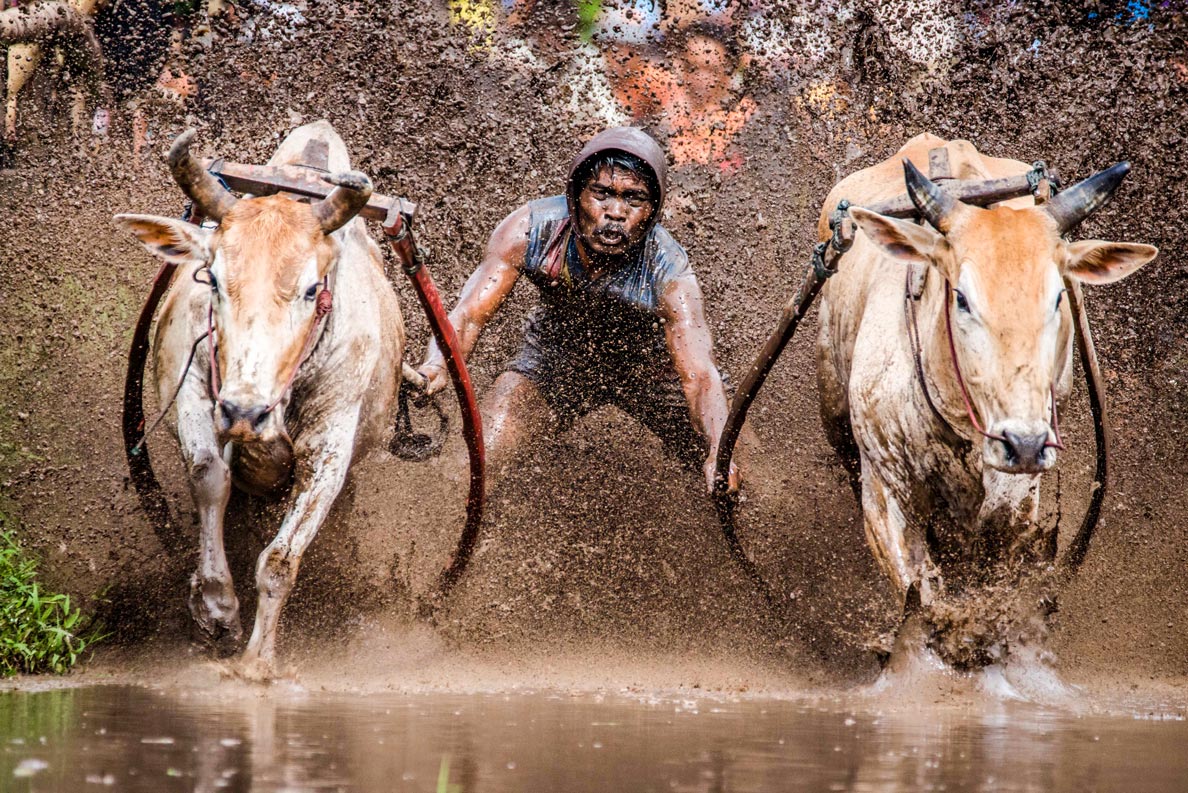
[[1, 2, 1187, 780]]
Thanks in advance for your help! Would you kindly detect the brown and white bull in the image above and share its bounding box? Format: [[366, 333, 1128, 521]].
[[117, 121, 404, 679], [816, 134, 1157, 673]]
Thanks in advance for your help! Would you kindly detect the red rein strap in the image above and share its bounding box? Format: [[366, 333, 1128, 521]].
[[942, 280, 1064, 450], [206, 275, 333, 415], [382, 210, 485, 604]]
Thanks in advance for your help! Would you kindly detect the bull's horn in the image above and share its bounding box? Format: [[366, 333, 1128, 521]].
[[167, 129, 238, 222], [903, 158, 956, 233], [312, 171, 373, 234], [1045, 161, 1130, 234]]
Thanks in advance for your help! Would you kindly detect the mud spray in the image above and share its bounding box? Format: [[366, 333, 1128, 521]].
[[0, 2, 1184, 703]]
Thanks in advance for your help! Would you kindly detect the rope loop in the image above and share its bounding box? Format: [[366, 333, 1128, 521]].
[[810, 242, 834, 280], [1028, 160, 1062, 197]]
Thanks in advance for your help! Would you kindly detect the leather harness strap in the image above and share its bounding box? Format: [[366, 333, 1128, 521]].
[[904, 268, 1066, 451], [205, 273, 334, 417]]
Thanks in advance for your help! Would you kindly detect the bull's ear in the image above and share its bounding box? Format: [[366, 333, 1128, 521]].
[[115, 214, 213, 265], [1061, 240, 1158, 285], [849, 207, 945, 268]]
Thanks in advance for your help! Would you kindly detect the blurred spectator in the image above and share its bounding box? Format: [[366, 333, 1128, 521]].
[[657, 20, 754, 174]]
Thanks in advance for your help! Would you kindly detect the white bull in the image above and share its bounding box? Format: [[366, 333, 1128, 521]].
[[117, 121, 404, 679], [816, 134, 1157, 669]]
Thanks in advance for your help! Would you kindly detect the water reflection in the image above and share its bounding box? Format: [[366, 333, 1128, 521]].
[[1, 685, 1186, 792]]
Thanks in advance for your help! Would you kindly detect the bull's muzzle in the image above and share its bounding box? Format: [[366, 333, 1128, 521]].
[[985, 419, 1057, 474], [218, 400, 272, 443]]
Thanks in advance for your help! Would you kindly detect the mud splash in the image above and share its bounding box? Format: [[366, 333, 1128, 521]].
[[0, 1, 1185, 694]]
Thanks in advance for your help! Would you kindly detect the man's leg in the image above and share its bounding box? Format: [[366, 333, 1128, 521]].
[[616, 368, 753, 491], [482, 370, 560, 496], [617, 371, 709, 479]]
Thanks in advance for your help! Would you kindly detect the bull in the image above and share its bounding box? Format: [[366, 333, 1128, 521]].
[[116, 121, 405, 680], [816, 134, 1158, 676], [1, 0, 106, 144]]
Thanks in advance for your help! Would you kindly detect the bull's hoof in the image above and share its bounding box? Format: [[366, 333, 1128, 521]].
[[231, 655, 277, 684], [188, 575, 243, 656], [870, 609, 950, 693]]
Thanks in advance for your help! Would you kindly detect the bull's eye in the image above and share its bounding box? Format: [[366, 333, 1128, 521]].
[[304, 284, 319, 302], [209, 274, 219, 294], [1055, 289, 1065, 313], [954, 290, 971, 313]]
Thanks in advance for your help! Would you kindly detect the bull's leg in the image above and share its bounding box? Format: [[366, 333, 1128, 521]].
[[5, 43, 43, 139], [862, 468, 949, 671], [237, 413, 359, 681], [861, 468, 919, 603], [823, 412, 863, 503], [817, 333, 862, 503], [176, 395, 242, 651]]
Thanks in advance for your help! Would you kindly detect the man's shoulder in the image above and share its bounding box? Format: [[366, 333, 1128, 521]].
[[527, 194, 569, 224], [648, 223, 686, 255], [520, 195, 569, 275], [646, 223, 693, 279]]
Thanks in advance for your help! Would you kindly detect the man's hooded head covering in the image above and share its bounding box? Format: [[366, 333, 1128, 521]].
[[565, 127, 668, 235]]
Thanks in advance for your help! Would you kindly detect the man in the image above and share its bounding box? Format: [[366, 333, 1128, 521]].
[[416, 127, 738, 495]]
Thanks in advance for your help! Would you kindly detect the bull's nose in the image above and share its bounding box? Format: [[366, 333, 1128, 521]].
[[1000, 430, 1050, 470], [220, 401, 269, 432]]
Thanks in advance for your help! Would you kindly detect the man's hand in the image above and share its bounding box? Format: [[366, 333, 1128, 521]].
[[704, 454, 740, 497], [415, 362, 450, 397]]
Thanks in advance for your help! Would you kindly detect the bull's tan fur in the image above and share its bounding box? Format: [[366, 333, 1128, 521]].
[[816, 133, 1156, 665], [124, 121, 404, 679]]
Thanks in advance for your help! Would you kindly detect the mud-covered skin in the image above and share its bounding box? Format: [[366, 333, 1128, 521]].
[[817, 134, 1156, 668], [133, 121, 405, 679]]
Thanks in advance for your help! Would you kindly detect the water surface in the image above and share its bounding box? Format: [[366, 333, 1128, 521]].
[[1, 685, 1186, 792]]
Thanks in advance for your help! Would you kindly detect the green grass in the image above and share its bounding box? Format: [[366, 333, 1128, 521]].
[[437, 756, 462, 793], [0, 528, 105, 676]]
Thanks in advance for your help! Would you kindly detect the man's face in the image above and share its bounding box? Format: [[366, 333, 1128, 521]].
[[575, 164, 655, 257]]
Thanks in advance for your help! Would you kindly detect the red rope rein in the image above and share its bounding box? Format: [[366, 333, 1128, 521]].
[[941, 280, 1065, 450], [206, 274, 333, 418]]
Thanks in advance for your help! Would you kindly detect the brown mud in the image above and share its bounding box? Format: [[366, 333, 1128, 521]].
[[0, 2, 1186, 696]]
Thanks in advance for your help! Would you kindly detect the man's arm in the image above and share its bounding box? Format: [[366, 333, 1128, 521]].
[[417, 204, 532, 394], [659, 273, 739, 495]]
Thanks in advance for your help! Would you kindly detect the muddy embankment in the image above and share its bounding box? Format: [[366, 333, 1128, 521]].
[[0, 2, 1185, 687]]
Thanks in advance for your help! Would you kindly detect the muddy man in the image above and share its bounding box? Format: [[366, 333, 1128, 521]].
[[416, 127, 738, 495]]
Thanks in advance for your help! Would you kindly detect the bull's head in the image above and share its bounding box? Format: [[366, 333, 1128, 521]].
[[117, 129, 372, 446], [850, 159, 1157, 475]]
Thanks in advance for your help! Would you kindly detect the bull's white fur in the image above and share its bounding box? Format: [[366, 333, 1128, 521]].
[[816, 134, 1156, 655], [124, 121, 404, 679]]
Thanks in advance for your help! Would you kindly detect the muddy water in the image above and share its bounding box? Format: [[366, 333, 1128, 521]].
[[2, 0, 1186, 687], [1, 685, 1186, 792]]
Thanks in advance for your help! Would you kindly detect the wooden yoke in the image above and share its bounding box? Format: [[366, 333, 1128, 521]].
[[199, 157, 418, 228], [861, 148, 1050, 220]]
